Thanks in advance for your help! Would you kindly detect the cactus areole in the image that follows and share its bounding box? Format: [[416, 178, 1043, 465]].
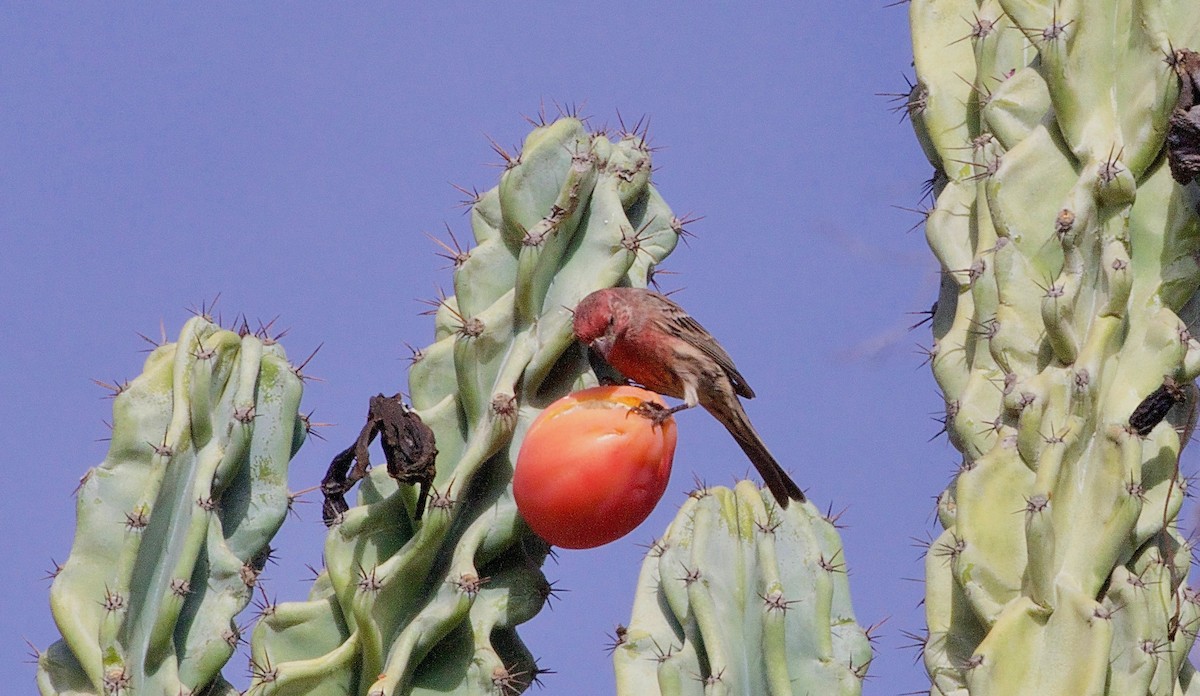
[[514, 385, 677, 549]]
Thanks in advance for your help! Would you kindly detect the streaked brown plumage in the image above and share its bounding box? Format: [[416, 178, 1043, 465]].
[[573, 287, 805, 506]]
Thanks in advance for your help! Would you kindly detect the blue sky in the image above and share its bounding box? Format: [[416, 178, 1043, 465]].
[[0, 4, 1048, 693]]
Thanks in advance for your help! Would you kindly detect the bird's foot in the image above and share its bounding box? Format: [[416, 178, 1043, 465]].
[[631, 400, 673, 427]]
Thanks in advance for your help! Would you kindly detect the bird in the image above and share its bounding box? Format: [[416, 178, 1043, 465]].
[[572, 287, 805, 506]]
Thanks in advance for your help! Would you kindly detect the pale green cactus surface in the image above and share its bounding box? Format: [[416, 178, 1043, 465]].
[[37, 316, 306, 696], [907, 0, 1200, 693], [614, 481, 872, 696]]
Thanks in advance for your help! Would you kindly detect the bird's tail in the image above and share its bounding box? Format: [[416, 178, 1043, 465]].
[[705, 402, 806, 506]]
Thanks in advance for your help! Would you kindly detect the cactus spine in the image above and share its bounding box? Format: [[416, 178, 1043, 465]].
[[908, 0, 1200, 692], [249, 116, 682, 695], [613, 481, 871, 695], [37, 315, 306, 696]]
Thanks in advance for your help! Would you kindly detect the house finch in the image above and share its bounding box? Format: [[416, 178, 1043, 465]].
[[572, 287, 805, 506]]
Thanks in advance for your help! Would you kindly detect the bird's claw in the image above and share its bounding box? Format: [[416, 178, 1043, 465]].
[[631, 400, 673, 426]]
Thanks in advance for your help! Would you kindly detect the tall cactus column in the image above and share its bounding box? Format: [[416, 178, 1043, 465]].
[[250, 116, 684, 695], [908, 1, 1200, 694], [37, 316, 307, 696]]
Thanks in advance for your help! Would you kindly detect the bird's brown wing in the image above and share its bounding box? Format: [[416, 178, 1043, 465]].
[[645, 291, 756, 399]]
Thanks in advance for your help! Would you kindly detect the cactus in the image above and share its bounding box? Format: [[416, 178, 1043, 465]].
[[249, 115, 683, 695], [37, 315, 306, 696], [613, 481, 872, 695], [906, 0, 1200, 692]]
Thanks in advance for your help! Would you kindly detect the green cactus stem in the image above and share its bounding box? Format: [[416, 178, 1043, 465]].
[[250, 115, 683, 695], [906, 0, 1200, 692], [37, 315, 306, 696], [613, 481, 872, 695]]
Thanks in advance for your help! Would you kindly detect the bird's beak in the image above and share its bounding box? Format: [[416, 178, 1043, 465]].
[[591, 334, 614, 358]]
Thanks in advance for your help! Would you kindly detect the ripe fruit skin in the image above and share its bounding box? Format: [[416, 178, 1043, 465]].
[[515, 385, 677, 549]]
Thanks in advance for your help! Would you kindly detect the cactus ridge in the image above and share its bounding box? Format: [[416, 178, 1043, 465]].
[[249, 116, 682, 695], [613, 482, 872, 696], [907, 0, 1200, 692], [37, 315, 307, 696]]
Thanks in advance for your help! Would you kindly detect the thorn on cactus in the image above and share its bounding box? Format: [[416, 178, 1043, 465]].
[[678, 564, 702, 587], [289, 343, 323, 383], [247, 654, 279, 684], [42, 559, 62, 582], [950, 14, 998, 46], [933, 534, 966, 564], [356, 565, 383, 594], [92, 377, 129, 399], [759, 589, 800, 614], [491, 663, 529, 696], [604, 625, 628, 655], [483, 133, 522, 170], [449, 181, 483, 211], [123, 507, 149, 531], [427, 224, 471, 269], [101, 586, 126, 612]]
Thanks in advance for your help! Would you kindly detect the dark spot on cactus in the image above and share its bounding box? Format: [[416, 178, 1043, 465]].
[[124, 507, 149, 531], [678, 564, 702, 587], [604, 625, 628, 655], [1111, 257, 1128, 272], [248, 655, 279, 684], [1168, 50, 1200, 184], [687, 473, 711, 499], [759, 589, 800, 614], [103, 668, 131, 694], [1073, 369, 1090, 392], [221, 625, 242, 648], [196, 496, 216, 512], [962, 654, 984, 670], [1002, 373, 1018, 395], [452, 573, 489, 597], [970, 133, 994, 151], [233, 404, 255, 424], [321, 394, 437, 525], [356, 565, 383, 594], [1130, 377, 1187, 436], [170, 578, 191, 598], [965, 154, 1001, 181], [101, 586, 126, 612], [538, 579, 567, 609], [1055, 208, 1076, 238], [1018, 392, 1037, 410], [457, 316, 485, 338]]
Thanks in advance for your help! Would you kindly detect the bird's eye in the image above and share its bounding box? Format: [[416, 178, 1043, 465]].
[[607, 316, 615, 327]]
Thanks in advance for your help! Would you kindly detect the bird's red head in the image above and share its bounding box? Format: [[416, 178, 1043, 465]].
[[572, 289, 616, 346]]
